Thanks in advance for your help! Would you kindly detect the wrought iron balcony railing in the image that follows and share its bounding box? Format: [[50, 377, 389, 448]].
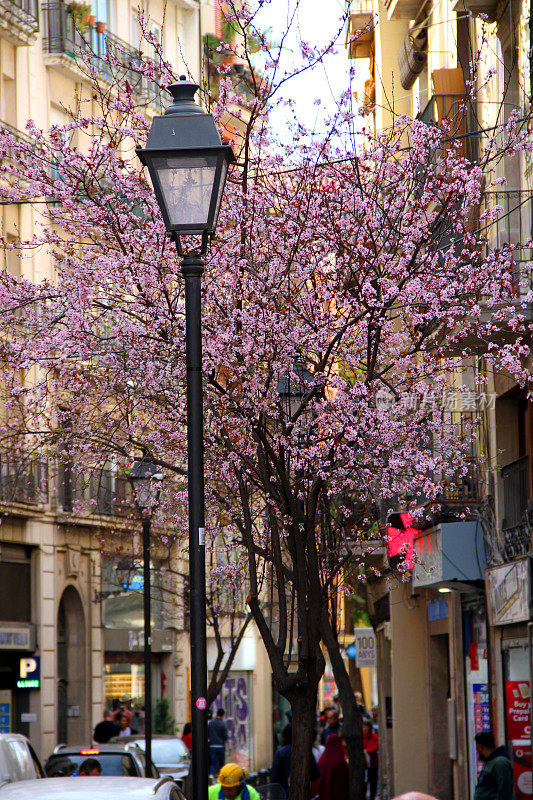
[[439, 460, 483, 504], [418, 94, 479, 162], [42, 1, 85, 58], [58, 465, 131, 517], [42, 3, 164, 110], [483, 190, 533, 295], [0, 455, 48, 505]]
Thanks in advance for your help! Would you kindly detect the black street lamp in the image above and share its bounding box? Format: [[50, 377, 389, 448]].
[[137, 77, 234, 800], [276, 356, 314, 422], [129, 458, 164, 779]]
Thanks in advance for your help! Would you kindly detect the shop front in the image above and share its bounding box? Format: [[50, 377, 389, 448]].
[[486, 557, 533, 800], [101, 554, 173, 728], [412, 521, 487, 800], [103, 628, 173, 729], [0, 624, 37, 737]]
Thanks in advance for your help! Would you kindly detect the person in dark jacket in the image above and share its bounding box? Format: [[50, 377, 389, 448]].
[[93, 710, 120, 743], [208, 707, 229, 777], [320, 709, 341, 746], [474, 731, 513, 800], [271, 726, 320, 797]]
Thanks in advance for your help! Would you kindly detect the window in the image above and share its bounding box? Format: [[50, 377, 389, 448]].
[[0, 545, 31, 622], [130, 10, 139, 49], [150, 21, 162, 61], [4, 234, 20, 277]]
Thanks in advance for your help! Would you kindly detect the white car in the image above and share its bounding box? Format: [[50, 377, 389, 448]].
[[0, 775, 185, 799], [0, 733, 45, 786]]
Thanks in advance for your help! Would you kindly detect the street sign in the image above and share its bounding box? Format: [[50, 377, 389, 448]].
[[354, 628, 376, 668], [17, 656, 40, 689]]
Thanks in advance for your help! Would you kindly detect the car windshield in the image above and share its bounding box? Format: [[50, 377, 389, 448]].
[[45, 753, 139, 777], [137, 739, 189, 765]]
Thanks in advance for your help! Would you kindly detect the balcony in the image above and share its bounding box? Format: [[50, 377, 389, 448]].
[[451, 0, 498, 22], [0, 122, 35, 179], [418, 94, 479, 162], [42, 2, 163, 110], [483, 190, 533, 297], [384, 0, 424, 20], [0, 455, 48, 506], [0, 0, 39, 46], [57, 465, 132, 518], [439, 460, 483, 505], [346, 4, 374, 59]]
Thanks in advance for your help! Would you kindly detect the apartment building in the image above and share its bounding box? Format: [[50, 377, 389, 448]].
[[0, 0, 272, 772], [347, 0, 533, 797]]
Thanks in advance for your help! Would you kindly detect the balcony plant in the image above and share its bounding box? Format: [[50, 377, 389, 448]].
[[66, 2, 93, 33]]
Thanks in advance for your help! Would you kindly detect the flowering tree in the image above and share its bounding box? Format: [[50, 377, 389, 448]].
[[0, 3, 532, 798]]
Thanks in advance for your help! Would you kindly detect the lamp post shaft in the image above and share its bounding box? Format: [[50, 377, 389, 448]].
[[181, 250, 208, 800], [142, 516, 153, 778]]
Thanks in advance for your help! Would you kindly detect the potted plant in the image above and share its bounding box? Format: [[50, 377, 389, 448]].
[[95, 20, 106, 33], [66, 1, 92, 33]]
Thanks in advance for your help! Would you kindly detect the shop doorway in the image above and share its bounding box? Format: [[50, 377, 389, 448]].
[[429, 633, 453, 800], [57, 587, 86, 744], [503, 643, 531, 800]]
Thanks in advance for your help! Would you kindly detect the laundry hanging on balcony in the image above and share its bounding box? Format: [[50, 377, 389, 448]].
[[397, 19, 428, 90]]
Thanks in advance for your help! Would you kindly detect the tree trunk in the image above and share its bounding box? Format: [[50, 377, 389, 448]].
[[286, 687, 319, 800], [321, 610, 365, 800]]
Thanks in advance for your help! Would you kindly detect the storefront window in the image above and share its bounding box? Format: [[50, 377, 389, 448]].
[[103, 657, 162, 730]]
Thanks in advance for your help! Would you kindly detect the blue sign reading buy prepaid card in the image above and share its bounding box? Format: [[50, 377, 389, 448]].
[[0, 700, 11, 733]]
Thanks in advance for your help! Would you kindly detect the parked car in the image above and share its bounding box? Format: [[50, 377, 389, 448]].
[[44, 743, 159, 778], [112, 736, 190, 785], [0, 775, 185, 799], [0, 733, 45, 786]]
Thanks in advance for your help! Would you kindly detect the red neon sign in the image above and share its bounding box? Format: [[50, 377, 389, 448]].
[[387, 512, 419, 570]]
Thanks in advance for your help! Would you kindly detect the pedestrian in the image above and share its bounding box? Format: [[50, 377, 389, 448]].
[[355, 691, 370, 720], [370, 705, 379, 733], [474, 730, 513, 800], [93, 709, 120, 743], [320, 708, 341, 745], [113, 697, 132, 726], [182, 721, 192, 751], [317, 733, 349, 800], [208, 763, 261, 800], [208, 707, 229, 777], [77, 758, 102, 776], [271, 725, 320, 797], [118, 712, 132, 737], [362, 719, 379, 800], [271, 726, 292, 796]]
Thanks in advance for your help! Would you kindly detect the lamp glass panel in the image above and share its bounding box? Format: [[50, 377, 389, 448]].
[[152, 155, 218, 228], [212, 158, 228, 230], [133, 478, 162, 509]]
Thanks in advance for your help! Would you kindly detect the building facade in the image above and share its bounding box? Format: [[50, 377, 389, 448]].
[[347, 0, 532, 795], [0, 0, 272, 772]]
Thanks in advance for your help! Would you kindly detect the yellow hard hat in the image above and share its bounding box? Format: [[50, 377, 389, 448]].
[[218, 763, 248, 788]]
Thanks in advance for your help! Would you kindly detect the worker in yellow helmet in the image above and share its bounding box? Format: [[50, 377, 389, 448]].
[[208, 763, 261, 800]]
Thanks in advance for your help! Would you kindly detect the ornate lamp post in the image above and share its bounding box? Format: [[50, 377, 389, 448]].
[[129, 458, 164, 778], [137, 77, 234, 800], [276, 356, 314, 422]]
